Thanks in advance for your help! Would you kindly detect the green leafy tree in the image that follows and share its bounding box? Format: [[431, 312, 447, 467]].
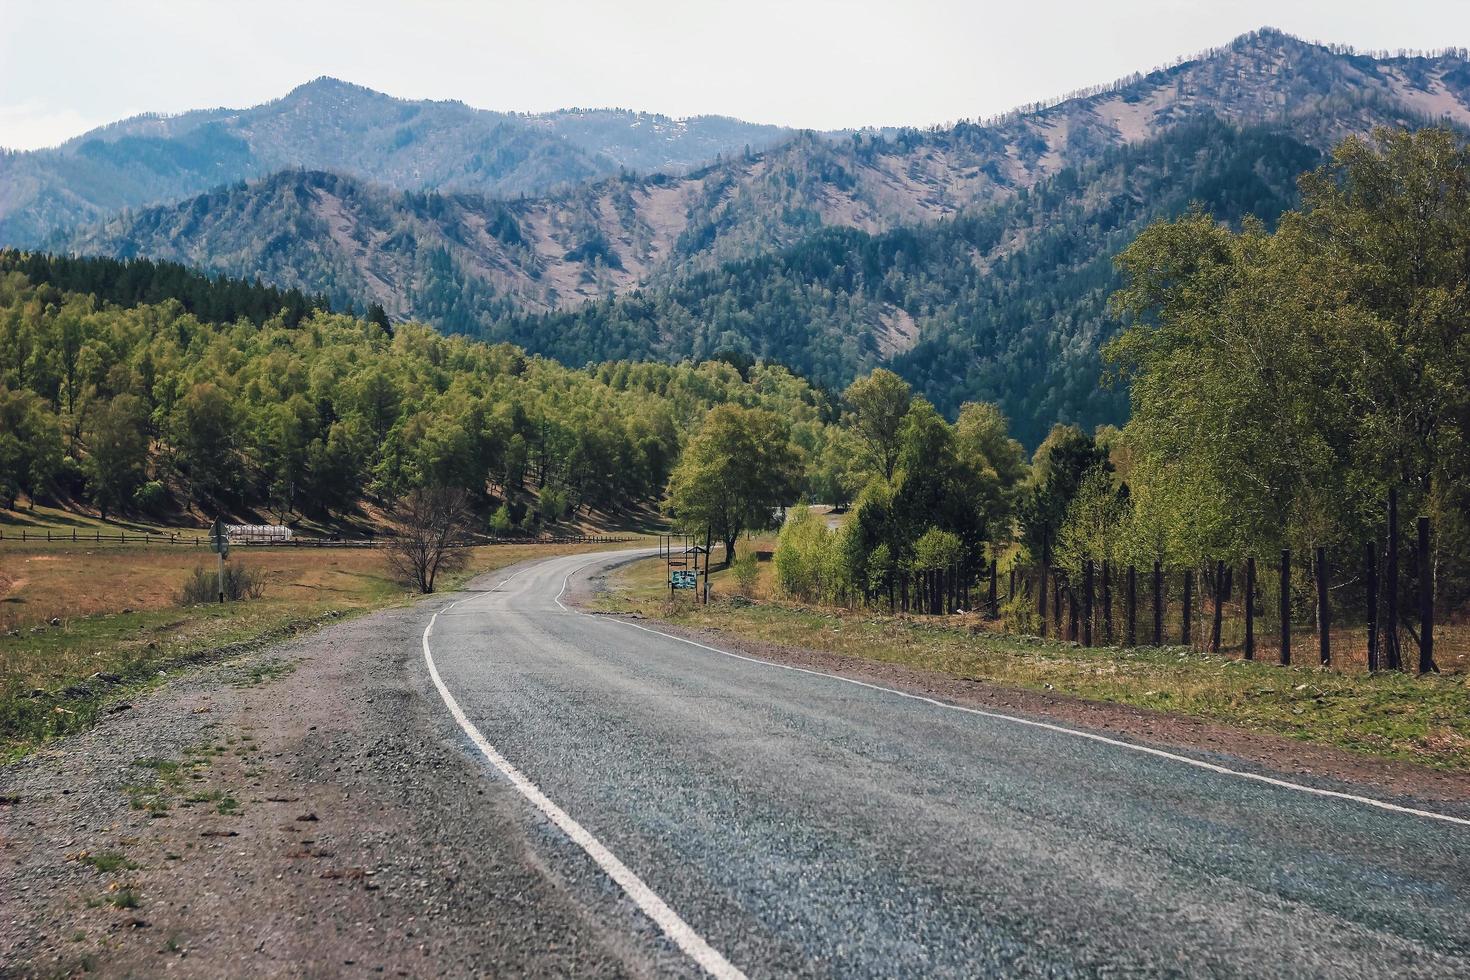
[[1018, 424, 1108, 567], [1108, 128, 1470, 567], [666, 404, 804, 562], [171, 382, 243, 510], [843, 369, 912, 483], [84, 393, 150, 520], [0, 387, 63, 508]]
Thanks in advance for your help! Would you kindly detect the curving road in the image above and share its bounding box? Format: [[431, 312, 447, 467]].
[[421, 548, 1470, 978]]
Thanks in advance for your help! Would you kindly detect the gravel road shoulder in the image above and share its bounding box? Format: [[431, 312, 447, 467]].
[[1, 575, 651, 978]]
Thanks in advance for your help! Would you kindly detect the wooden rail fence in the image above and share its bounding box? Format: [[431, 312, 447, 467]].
[[0, 528, 628, 548]]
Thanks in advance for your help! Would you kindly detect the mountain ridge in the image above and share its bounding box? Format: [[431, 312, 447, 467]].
[[0, 77, 795, 246], [36, 29, 1470, 444]]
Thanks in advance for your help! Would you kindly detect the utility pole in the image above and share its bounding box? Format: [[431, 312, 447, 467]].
[[210, 517, 230, 602]]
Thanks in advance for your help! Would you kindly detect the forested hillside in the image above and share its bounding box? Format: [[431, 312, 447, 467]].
[[0, 250, 331, 327], [52, 30, 1470, 304], [0, 77, 792, 246], [491, 118, 1320, 445], [0, 264, 838, 527], [47, 31, 1470, 443]]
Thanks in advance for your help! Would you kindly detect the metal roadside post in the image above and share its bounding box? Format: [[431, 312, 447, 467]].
[[209, 517, 230, 602]]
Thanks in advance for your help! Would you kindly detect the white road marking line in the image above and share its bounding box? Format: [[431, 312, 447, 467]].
[[423, 562, 745, 980], [553, 552, 1470, 829]]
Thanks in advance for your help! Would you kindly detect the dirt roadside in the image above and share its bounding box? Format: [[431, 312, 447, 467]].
[[0, 584, 658, 978]]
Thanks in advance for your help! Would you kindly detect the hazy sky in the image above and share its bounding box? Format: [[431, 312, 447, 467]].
[[2, 1, 1467, 150]]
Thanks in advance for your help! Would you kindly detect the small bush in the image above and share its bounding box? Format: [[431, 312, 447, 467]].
[[178, 564, 265, 605], [731, 552, 760, 594], [489, 503, 514, 536], [999, 583, 1038, 635], [537, 486, 568, 524], [133, 480, 168, 515]]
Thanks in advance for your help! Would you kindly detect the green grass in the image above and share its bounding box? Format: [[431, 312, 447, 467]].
[[599, 556, 1470, 771], [78, 851, 138, 874], [105, 887, 140, 910]]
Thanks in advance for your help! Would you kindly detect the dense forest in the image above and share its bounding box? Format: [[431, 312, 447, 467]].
[[493, 117, 1319, 445], [1098, 127, 1470, 571], [764, 128, 1470, 630], [0, 261, 841, 529], [0, 250, 331, 328]]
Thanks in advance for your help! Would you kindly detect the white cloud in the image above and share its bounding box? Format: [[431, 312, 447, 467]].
[[0, 102, 115, 152]]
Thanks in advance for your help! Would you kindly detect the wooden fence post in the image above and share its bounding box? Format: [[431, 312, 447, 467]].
[[988, 559, 998, 619], [1210, 559, 1226, 653], [1419, 516, 1436, 675], [1052, 569, 1062, 634], [1386, 490, 1401, 670], [1244, 557, 1255, 661], [1102, 560, 1113, 644], [1038, 557, 1049, 639], [1126, 565, 1137, 647], [1365, 540, 1378, 672], [1152, 560, 1163, 646], [1316, 545, 1330, 667], [1279, 548, 1292, 666], [1182, 569, 1193, 648], [1083, 559, 1094, 648]]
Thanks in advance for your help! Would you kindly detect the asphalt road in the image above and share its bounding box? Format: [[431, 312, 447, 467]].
[[423, 549, 1470, 978]]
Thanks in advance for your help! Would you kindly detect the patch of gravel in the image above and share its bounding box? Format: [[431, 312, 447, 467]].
[[1, 590, 650, 978]]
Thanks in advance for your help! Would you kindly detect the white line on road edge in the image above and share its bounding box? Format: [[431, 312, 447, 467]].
[[423, 576, 746, 980], [552, 555, 1470, 829]]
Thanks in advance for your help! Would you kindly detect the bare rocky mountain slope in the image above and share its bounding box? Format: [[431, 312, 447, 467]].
[[0, 77, 792, 246], [53, 30, 1470, 320]]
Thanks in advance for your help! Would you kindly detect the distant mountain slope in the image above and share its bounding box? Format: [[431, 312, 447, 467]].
[[0, 77, 793, 246], [57, 30, 1470, 308], [490, 117, 1322, 445], [46, 29, 1470, 441]]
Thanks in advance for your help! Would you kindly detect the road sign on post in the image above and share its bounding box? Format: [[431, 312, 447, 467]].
[[671, 569, 697, 590], [209, 518, 230, 603]]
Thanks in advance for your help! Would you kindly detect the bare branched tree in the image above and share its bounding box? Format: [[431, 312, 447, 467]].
[[384, 486, 472, 593]]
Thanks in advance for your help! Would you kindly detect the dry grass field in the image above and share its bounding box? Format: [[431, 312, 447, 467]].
[[0, 542, 400, 630], [1, 539, 641, 758]]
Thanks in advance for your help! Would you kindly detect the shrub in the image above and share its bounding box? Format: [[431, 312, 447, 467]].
[[132, 480, 167, 515], [489, 503, 514, 536], [179, 564, 265, 604], [731, 552, 760, 594], [999, 577, 1038, 635], [774, 508, 859, 602], [538, 486, 567, 524]]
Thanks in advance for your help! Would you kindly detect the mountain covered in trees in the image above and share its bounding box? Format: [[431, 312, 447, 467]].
[[0, 76, 793, 246], [29, 29, 1470, 443], [0, 262, 840, 526]]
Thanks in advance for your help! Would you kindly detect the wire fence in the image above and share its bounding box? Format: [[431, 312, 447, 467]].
[[0, 527, 629, 549], [786, 497, 1460, 677], [1001, 516, 1458, 675]]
